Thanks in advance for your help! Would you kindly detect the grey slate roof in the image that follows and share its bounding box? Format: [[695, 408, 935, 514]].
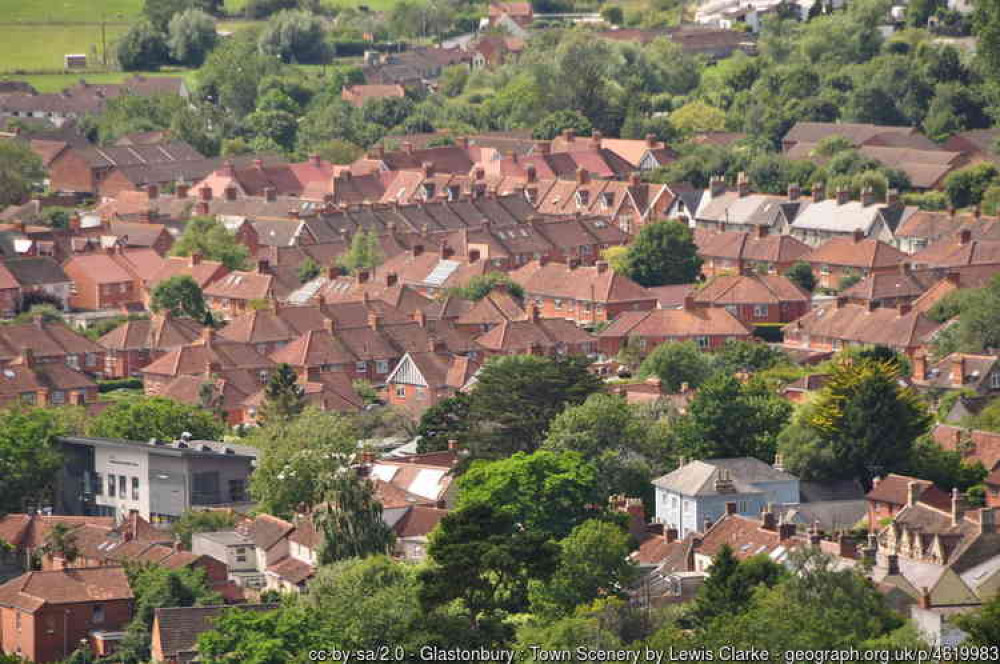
[[652, 457, 796, 496]]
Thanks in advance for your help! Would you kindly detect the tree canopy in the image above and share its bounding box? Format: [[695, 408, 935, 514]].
[[150, 275, 210, 322], [618, 220, 703, 287], [88, 396, 225, 443], [171, 216, 250, 270]]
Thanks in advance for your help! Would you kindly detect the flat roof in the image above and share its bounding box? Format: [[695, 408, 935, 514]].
[[59, 436, 259, 460]]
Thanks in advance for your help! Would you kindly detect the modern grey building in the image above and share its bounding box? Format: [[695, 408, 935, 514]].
[[57, 435, 257, 525], [192, 530, 263, 589], [652, 457, 800, 537]]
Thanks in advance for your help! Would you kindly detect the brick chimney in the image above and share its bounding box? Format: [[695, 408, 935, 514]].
[[224, 184, 238, 202], [440, 242, 455, 260], [590, 130, 602, 149], [665, 525, 678, 543], [422, 161, 434, 178], [886, 188, 900, 208], [368, 312, 382, 330], [812, 181, 825, 202], [596, 260, 609, 274], [413, 308, 426, 328], [562, 128, 575, 143], [951, 355, 965, 386], [264, 187, 276, 202], [913, 351, 927, 382], [709, 176, 726, 198], [629, 172, 641, 188], [403, 141, 414, 155], [978, 507, 996, 534], [907, 480, 921, 507], [778, 520, 796, 541], [919, 587, 932, 609], [189, 252, 202, 266], [575, 167, 588, 185], [952, 488, 962, 526], [176, 181, 189, 199], [853, 228, 865, 243], [861, 186, 876, 207], [146, 183, 159, 200], [357, 269, 370, 284], [20, 348, 34, 369], [736, 172, 749, 197], [525, 164, 537, 183], [411, 243, 424, 257], [960, 228, 972, 245], [645, 133, 657, 148], [836, 187, 850, 205], [714, 468, 735, 493], [761, 507, 777, 531], [787, 182, 801, 201]]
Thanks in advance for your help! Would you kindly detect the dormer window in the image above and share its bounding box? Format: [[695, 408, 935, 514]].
[[600, 192, 613, 210], [525, 188, 537, 204], [575, 191, 589, 207], [448, 185, 460, 201], [422, 183, 435, 200]]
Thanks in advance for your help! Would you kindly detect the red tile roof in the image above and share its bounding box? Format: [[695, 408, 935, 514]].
[[0, 567, 132, 612], [509, 260, 653, 304], [804, 236, 907, 270], [598, 307, 752, 340]]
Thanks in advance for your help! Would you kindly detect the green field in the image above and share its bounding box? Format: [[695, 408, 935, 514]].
[[0, 0, 142, 22], [1, 70, 195, 93], [0, 24, 130, 73]]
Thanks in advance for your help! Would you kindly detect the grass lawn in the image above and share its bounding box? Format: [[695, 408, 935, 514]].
[[0, 24, 130, 73], [1, 70, 195, 94], [0, 0, 142, 22]]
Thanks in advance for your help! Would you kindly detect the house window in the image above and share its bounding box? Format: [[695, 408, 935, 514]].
[[258, 370, 268, 383], [753, 305, 768, 319], [85, 353, 96, 367], [376, 360, 389, 374], [108, 473, 116, 497], [638, 338, 647, 351], [132, 476, 139, 501], [395, 386, 406, 398], [554, 299, 563, 310], [235, 547, 248, 563], [725, 305, 737, 316], [991, 372, 1000, 390], [739, 501, 749, 513], [820, 264, 830, 275], [66, 354, 79, 370], [355, 361, 367, 373], [20, 392, 36, 405], [92, 605, 105, 624], [51, 390, 65, 404], [119, 283, 129, 294], [229, 479, 247, 502], [695, 336, 709, 349], [94, 472, 103, 496], [684, 500, 693, 514], [119, 475, 127, 498]]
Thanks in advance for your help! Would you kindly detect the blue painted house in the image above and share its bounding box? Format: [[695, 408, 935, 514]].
[[653, 457, 800, 537]]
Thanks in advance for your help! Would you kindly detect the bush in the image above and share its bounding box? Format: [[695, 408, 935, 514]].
[[116, 20, 169, 71], [98, 377, 144, 393], [258, 10, 330, 64]]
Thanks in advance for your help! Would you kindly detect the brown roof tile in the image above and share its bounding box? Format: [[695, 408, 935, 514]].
[[0, 567, 132, 612]]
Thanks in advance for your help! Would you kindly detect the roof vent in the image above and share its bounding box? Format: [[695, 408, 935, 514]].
[[200, 444, 213, 452], [224, 447, 235, 455]]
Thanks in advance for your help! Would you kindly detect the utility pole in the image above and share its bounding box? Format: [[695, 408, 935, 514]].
[[102, 16, 107, 67]]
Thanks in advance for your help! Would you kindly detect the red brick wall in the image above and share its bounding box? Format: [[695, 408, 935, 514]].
[[598, 333, 743, 357], [98, 170, 140, 198], [867, 500, 902, 532], [49, 150, 96, 194], [526, 294, 656, 325], [0, 287, 20, 318], [386, 382, 446, 417], [2, 600, 132, 664], [702, 301, 808, 325]]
